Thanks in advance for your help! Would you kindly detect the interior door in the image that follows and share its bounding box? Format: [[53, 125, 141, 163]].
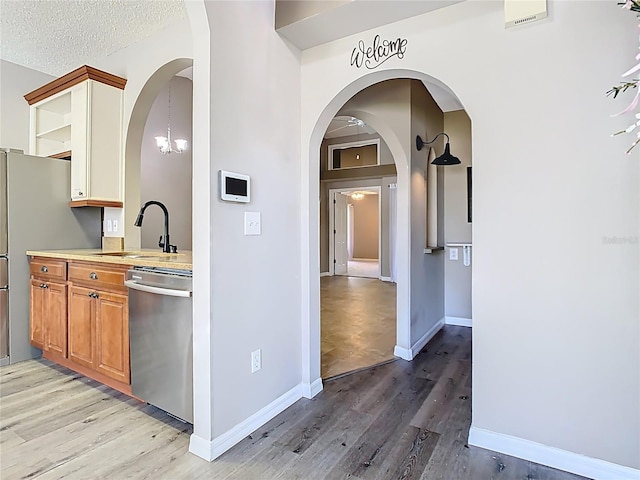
[[334, 193, 348, 275]]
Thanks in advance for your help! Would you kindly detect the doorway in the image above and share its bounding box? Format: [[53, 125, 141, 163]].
[[329, 186, 381, 279], [304, 72, 474, 396]]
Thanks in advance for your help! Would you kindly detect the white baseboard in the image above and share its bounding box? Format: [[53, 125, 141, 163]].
[[188, 433, 212, 461], [379, 276, 392, 282], [469, 426, 640, 480], [394, 345, 412, 360], [445, 316, 472, 327], [394, 318, 445, 361], [188, 384, 303, 462], [410, 318, 444, 357], [320, 272, 330, 277], [301, 378, 323, 398]]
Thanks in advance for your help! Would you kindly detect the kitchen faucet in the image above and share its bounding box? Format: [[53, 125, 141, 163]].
[[134, 200, 177, 253]]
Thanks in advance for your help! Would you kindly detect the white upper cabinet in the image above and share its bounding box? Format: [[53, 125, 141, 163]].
[[25, 66, 126, 207]]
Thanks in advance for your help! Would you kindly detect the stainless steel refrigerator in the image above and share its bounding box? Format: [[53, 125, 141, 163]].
[[0, 149, 102, 365]]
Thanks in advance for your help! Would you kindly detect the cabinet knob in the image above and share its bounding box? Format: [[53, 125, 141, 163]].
[[41, 266, 48, 273], [79, 192, 84, 197], [89, 272, 98, 280], [88, 292, 99, 299], [40, 284, 48, 289]]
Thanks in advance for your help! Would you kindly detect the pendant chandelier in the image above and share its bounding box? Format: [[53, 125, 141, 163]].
[[155, 82, 187, 154]]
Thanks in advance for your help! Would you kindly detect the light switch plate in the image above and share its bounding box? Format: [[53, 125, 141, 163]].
[[244, 212, 261, 236], [449, 248, 459, 261], [103, 207, 125, 238]]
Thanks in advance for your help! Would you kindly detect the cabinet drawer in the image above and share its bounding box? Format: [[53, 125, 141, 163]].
[[30, 258, 67, 281], [68, 263, 128, 291]]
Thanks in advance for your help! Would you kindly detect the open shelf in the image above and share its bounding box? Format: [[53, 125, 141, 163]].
[[36, 123, 71, 142], [37, 91, 71, 114]]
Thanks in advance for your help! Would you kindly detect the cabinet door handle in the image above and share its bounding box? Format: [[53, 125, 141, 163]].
[[41, 266, 48, 273], [88, 292, 99, 299], [89, 272, 98, 280], [41, 284, 48, 289]]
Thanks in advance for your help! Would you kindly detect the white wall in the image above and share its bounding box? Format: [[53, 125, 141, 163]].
[[300, 0, 639, 473], [0, 60, 55, 152], [199, 0, 303, 441], [140, 76, 193, 251]]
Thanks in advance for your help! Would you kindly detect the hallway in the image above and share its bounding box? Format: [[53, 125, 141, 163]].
[[0, 327, 587, 479], [321, 275, 396, 379]]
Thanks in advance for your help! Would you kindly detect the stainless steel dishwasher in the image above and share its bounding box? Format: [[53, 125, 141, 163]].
[[125, 267, 193, 423]]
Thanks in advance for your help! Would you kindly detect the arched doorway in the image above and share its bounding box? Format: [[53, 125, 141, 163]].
[[123, 58, 193, 249], [302, 70, 470, 395]]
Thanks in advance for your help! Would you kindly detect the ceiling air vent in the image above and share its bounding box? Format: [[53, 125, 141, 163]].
[[505, 0, 547, 29]]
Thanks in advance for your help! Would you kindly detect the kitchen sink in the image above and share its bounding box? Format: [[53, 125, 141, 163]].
[[94, 251, 183, 259]]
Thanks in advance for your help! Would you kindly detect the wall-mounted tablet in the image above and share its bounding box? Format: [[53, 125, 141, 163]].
[[219, 170, 251, 203]]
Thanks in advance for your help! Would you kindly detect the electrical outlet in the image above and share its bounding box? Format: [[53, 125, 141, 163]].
[[251, 349, 262, 373], [449, 248, 459, 261], [103, 207, 125, 238]]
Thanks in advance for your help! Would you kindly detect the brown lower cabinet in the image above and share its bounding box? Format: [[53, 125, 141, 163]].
[[29, 257, 132, 395], [68, 284, 130, 384], [29, 278, 68, 357]]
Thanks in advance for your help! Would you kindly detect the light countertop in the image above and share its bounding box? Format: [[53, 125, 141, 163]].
[[26, 249, 193, 271]]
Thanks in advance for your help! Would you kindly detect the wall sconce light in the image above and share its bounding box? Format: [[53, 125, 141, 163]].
[[155, 83, 187, 154], [351, 192, 364, 200], [416, 133, 460, 165]]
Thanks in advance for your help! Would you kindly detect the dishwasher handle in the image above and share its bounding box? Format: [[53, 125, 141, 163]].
[[124, 280, 192, 298]]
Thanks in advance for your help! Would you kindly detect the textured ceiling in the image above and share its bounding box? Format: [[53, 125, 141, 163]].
[[0, 0, 187, 77]]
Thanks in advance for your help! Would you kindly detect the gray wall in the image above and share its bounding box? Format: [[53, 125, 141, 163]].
[[198, 0, 303, 438], [444, 110, 472, 320], [321, 177, 394, 276], [140, 76, 193, 251], [320, 132, 394, 171], [0, 60, 55, 152], [409, 80, 445, 341], [349, 193, 378, 259]]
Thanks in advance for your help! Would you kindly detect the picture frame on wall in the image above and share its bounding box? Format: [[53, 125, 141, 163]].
[[467, 167, 472, 223]]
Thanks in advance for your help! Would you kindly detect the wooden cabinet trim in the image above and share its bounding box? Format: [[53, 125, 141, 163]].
[[29, 279, 46, 350], [29, 258, 67, 281], [68, 199, 123, 208], [43, 350, 132, 396], [50, 151, 72, 160], [45, 281, 68, 357], [95, 290, 130, 384], [24, 65, 127, 105], [68, 262, 130, 292], [67, 285, 95, 368], [29, 278, 68, 357]]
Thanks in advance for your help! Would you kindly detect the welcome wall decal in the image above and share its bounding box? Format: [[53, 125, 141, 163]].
[[350, 35, 408, 70]]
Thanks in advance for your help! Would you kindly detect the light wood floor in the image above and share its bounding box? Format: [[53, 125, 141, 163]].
[[0, 326, 588, 480], [345, 259, 379, 278], [321, 276, 396, 378]]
